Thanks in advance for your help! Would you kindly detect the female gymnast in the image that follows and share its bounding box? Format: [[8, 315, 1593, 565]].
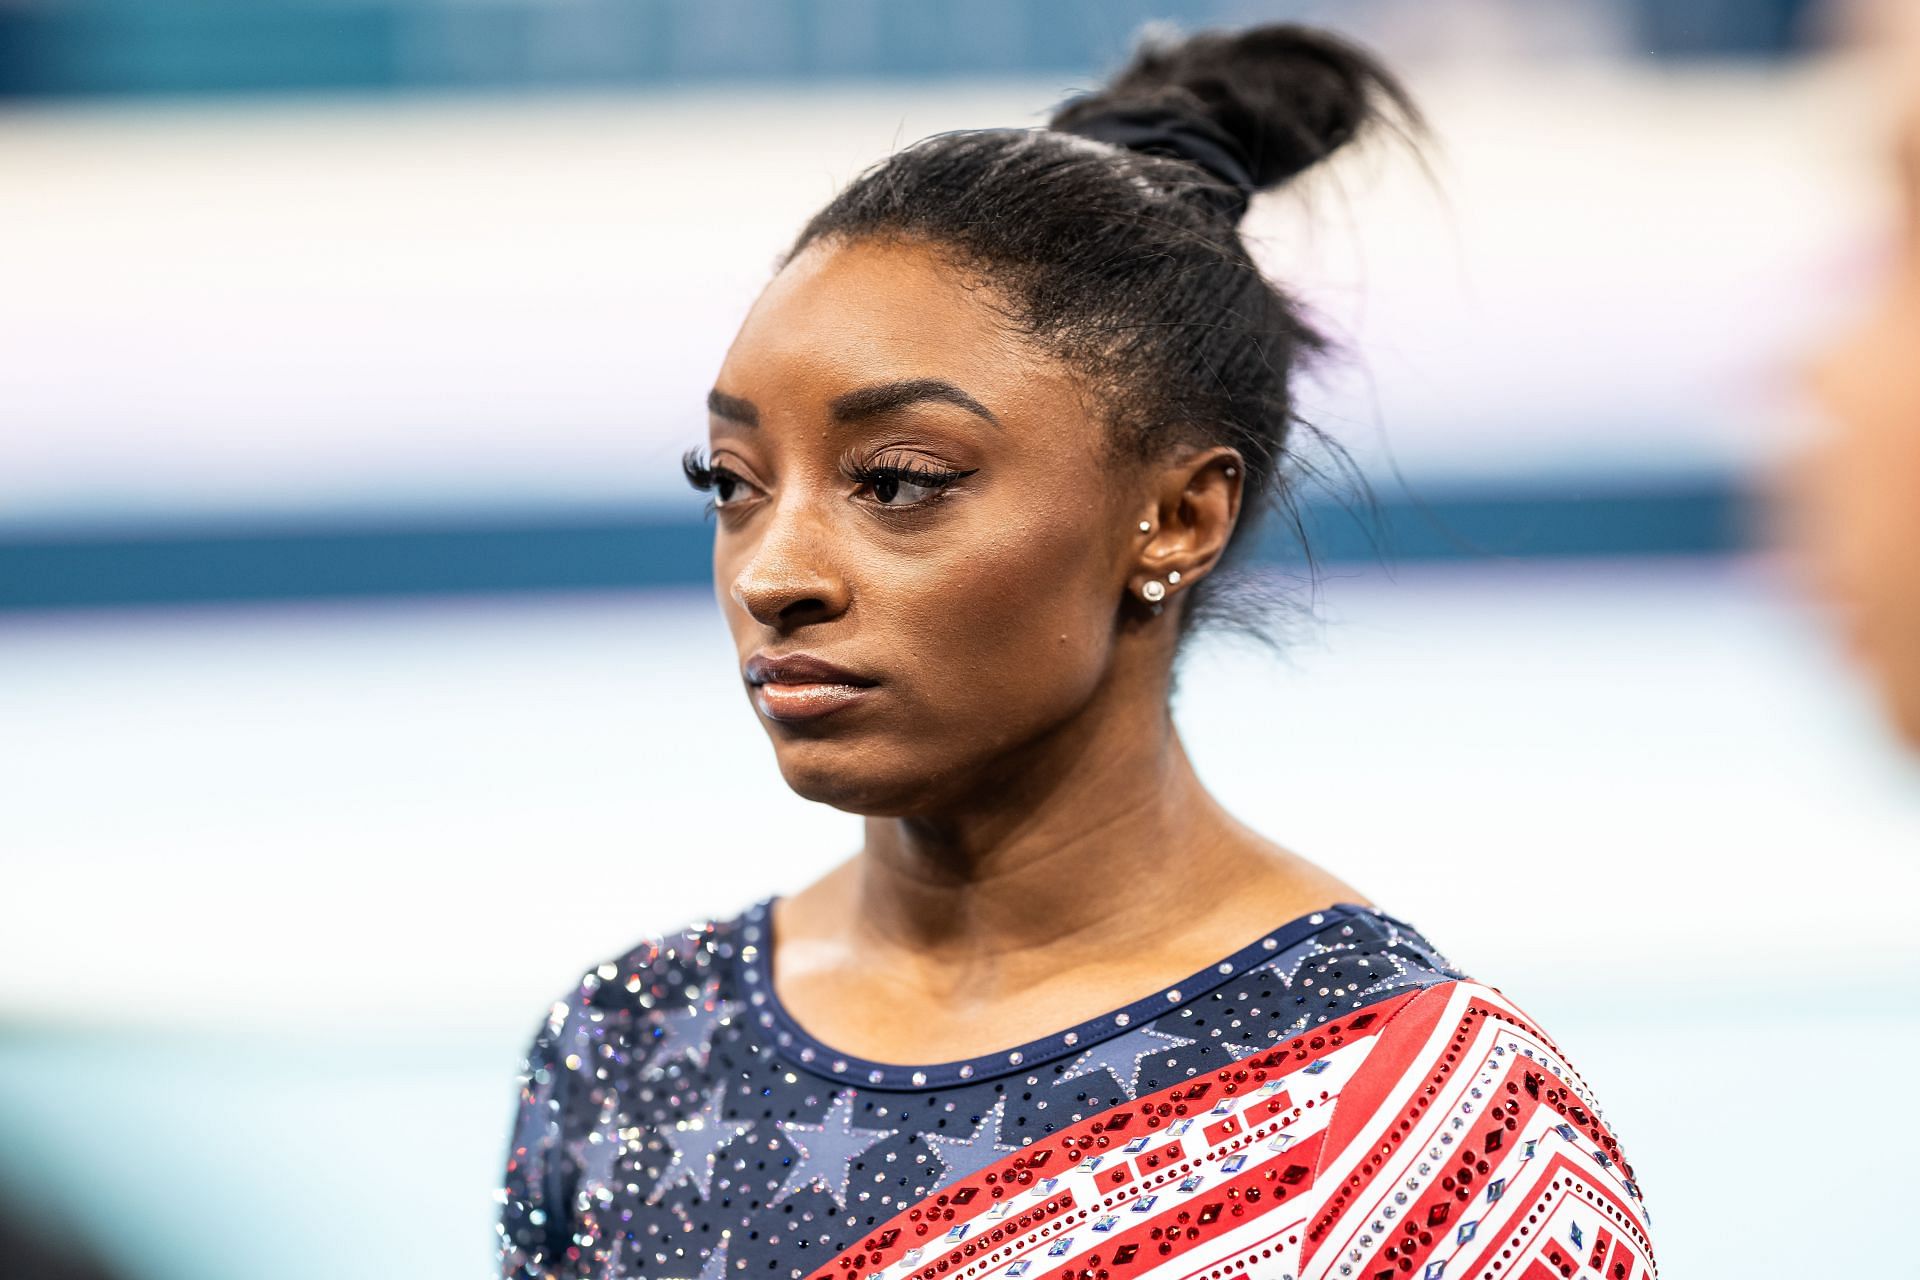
[[1801, 5, 1920, 753], [499, 25, 1656, 1280]]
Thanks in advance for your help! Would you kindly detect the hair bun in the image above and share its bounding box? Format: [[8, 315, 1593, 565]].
[[1052, 23, 1416, 200]]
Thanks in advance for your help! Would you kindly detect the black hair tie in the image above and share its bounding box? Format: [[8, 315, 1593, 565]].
[[1062, 105, 1258, 220]]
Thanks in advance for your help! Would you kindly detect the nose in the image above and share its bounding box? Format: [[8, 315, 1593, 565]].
[[727, 495, 851, 631]]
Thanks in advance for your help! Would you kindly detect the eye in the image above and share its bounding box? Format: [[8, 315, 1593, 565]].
[[849, 453, 978, 510], [869, 471, 943, 506], [710, 466, 750, 506], [682, 448, 762, 513]]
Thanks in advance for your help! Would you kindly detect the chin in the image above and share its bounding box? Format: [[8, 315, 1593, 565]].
[[770, 738, 955, 816], [1886, 679, 1920, 753], [1855, 615, 1920, 752]]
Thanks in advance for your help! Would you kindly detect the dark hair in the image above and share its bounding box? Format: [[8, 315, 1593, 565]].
[[786, 23, 1418, 641]]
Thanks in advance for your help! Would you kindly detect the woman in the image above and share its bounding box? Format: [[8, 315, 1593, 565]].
[[498, 25, 1656, 1280], [1801, 5, 1920, 750]]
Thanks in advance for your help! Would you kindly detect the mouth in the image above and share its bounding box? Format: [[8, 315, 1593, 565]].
[[743, 652, 879, 724]]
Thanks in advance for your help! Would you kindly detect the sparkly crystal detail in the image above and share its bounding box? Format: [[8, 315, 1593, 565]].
[[487, 898, 1645, 1280]]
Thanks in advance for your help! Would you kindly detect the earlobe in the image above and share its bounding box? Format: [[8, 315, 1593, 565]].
[[1126, 449, 1237, 616]]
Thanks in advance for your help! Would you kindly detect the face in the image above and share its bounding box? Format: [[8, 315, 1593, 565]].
[[1802, 86, 1920, 746], [701, 237, 1167, 815]]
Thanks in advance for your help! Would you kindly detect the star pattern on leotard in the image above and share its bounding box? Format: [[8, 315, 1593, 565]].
[[1057, 1025, 1196, 1099], [921, 1094, 1017, 1183], [568, 1110, 628, 1198], [643, 989, 735, 1079], [499, 903, 1479, 1280], [657, 1231, 731, 1280], [646, 1088, 753, 1205], [774, 1090, 896, 1209]]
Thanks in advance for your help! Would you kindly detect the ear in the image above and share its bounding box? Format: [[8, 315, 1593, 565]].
[[1127, 446, 1245, 606]]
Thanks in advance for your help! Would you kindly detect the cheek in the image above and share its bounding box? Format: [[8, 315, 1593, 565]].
[[874, 502, 1119, 721], [1811, 304, 1920, 582], [1805, 297, 1920, 712]]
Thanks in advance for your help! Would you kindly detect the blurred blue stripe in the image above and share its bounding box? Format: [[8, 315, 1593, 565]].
[[0, 0, 1821, 99], [0, 479, 1748, 612]]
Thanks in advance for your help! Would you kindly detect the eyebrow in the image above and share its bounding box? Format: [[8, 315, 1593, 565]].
[[706, 389, 759, 427], [706, 378, 1001, 430], [831, 378, 1000, 427]]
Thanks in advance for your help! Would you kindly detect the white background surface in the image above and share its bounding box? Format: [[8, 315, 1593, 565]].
[[0, 59, 1883, 530], [3, 563, 1916, 1279], [4, 32, 1916, 1280]]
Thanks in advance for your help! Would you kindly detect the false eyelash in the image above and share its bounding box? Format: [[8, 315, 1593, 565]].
[[846, 451, 978, 494], [681, 447, 716, 491], [682, 447, 747, 519]]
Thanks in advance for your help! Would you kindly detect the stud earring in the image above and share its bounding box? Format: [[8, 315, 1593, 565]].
[[1223, 466, 1237, 477], [1167, 571, 1181, 585], [1140, 579, 1166, 603], [1137, 520, 1151, 533]]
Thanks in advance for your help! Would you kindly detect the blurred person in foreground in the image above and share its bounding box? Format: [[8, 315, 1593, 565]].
[[497, 25, 1657, 1280], [1802, 3, 1920, 750]]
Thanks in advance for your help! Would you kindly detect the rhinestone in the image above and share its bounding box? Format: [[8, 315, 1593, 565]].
[[1115, 1013, 1131, 1027], [1063, 1032, 1078, 1046], [958, 1064, 974, 1079], [1166, 990, 1181, 1002], [1008, 1051, 1023, 1065], [910, 1071, 927, 1086], [868, 1069, 884, 1084]]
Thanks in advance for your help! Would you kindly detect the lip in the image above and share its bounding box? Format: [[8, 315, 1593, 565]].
[[744, 651, 878, 723]]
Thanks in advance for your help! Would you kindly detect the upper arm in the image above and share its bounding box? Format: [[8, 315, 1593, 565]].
[[1303, 979, 1657, 1279], [497, 995, 585, 1279]]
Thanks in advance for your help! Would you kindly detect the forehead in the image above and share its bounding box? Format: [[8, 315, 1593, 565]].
[[718, 237, 1074, 409]]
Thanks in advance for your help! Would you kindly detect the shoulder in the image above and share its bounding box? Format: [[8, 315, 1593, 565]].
[[511, 903, 759, 1087], [1302, 975, 1658, 1279], [497, 904, 760, 1274]]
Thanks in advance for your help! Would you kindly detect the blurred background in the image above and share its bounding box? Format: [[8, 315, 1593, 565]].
[[2, 0, 1915, 1277]]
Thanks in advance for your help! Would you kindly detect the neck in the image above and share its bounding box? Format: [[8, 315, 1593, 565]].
[[845, 681, 1285, 969]]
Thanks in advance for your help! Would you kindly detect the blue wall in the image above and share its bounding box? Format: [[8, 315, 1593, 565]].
[[0, 0, 1823, 99]]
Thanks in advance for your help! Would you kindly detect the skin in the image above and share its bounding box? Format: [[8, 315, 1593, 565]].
[[704, 235, 1363, 1065], [1800, 23, 1920, 748]]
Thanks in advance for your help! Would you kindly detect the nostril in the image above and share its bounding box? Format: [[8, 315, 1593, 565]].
[[732, 574, 843, 629], [777, 595, 837, 626]]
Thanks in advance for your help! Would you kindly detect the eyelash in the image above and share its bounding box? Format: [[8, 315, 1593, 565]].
[[681, 447, 977, 514], [681, 448, 737, 518], [844, 450, 978, 508]]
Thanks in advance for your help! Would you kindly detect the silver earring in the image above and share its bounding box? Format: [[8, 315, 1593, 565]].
[[1167, 571, 1181, 585], [1140, 579, 1166, 603], [1223, 466, 1237, 477], [1137, 520, 1151, 533]]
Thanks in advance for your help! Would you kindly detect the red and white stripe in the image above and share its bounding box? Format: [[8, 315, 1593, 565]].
[[810, 981, 1656, 1280]]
